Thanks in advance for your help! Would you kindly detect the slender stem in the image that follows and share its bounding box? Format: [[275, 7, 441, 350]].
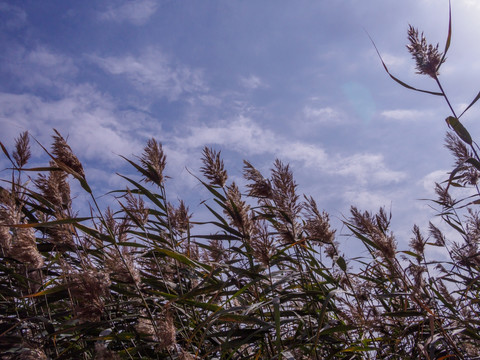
[[434, 75, 457, 119]]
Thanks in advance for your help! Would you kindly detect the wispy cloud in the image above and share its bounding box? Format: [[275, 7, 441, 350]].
[[0, 2, 27, 30], [2, 45, 77, 89], [381, 109, 431, 121], [342, 188, 394, 211], [239, 75, 266, 90], [419, 169, 448, 197], [98, 0, 159, 25], [174, 116, 405, 186], [177, 116, 277, 155], [332, 153, 405, 185], [303, 106, 344, 124], [379, 52, 407, 68], [0, 85, 154, 166], [90, 47, 207, 100]]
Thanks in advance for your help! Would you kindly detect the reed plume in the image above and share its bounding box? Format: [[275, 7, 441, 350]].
[[406, 25, 445, 78], [200, 147, 227, 187]]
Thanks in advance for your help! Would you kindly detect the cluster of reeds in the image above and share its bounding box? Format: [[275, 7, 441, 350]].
[[1, 3, 480, 359]]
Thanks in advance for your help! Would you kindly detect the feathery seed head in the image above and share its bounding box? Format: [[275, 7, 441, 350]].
[[13, 131, 31, 168], [438, 279, 456, 307], [271, 159, 301, 220], [407, 263, 426, 293], [34, 162, 72, 210], [429, 222, 446, 246], [125, 190, 149, 226], [303, 196, 335, 245], [0, 223, 11, 252], [465, 208, 480, 245], [135, 310, 176, 349], [0, 189, 15, 253], [224, 182, 253, 234], [13, 226, 44, 269], [168, 200, 192, 234], [324, 240, 340, 260], [47, 217, 74, 247], [140, 138, 167, 185], [69, 268, 111, 323], [434, 183, 454, 208], [409, 224, 425, 259], [350, 207, 397, 260], [203, 239, 229, 263], [105, 246, 141, 285], [243, 160, 272, 198], [406, 25, 445, 78], [200, 147, 227, 187], [250, 220, 276, 266], [103, 207, 130, 243], [52, 129, 85, 177]]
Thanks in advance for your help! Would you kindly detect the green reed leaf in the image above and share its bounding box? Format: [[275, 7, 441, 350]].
[[446, 116, 472, 145], [336, 256, 347, 271]]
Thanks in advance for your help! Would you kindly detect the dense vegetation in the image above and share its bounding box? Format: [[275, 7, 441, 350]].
[[1, 6, 480, 359]]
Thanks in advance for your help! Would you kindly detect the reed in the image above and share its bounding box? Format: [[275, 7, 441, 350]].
[[1, 3, 479, 358]]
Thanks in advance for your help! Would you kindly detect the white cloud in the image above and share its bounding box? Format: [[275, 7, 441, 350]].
[[332, 153, 406, 185], [381, 109, 431, 121], [174, 116, 405, 186], [342, 189, 393, 211], [459, 0, 480, 9], [420, 169, 447, 190], [240, 75, 265, 90], [90, 48, 207, 100], [303, 106, 343, 124], [3, 45, 77, 88], [177, 116, 277, 155], [0, 85, 151, 167], [98, 0, 159, 25], [279, 142, 328, 167], [379, 53, 406, 68]]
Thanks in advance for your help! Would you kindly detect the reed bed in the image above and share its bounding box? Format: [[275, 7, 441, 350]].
[[1, 5, 480, 359]]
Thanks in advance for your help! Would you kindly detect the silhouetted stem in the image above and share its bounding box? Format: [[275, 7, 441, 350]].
[[434, 75, 457, 118]]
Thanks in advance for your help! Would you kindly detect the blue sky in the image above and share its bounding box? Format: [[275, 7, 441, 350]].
[[2, 0, 480, 250]]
